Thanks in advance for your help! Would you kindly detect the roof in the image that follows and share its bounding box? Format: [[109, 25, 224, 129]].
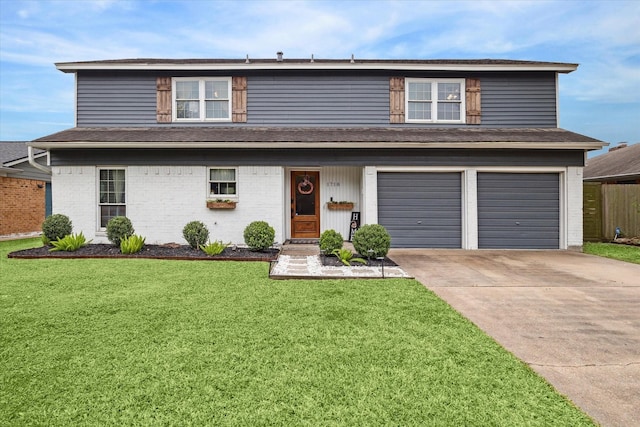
[[0, 141, 30, 165], [55, 58, 579, 73], [584, 143, 640, 181], [29, 127, 604, 150]]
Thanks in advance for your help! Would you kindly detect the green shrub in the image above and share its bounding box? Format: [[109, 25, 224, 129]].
[[49, 232, 91, 252], [183, 221, 210, 249], [106, 216, 134, 247], [42, 214, 72, 243], [332, 248, 367, 266], [319, 229, 344, 254], [352, 224, 391, 258], [120, 234, 146, 254], [243, 221, 275, 251], [200, 240, 229, 256]]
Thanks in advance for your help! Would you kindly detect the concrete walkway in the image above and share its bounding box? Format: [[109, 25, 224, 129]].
[[269, 243, 411, 279], [388, 249, 640, 427]]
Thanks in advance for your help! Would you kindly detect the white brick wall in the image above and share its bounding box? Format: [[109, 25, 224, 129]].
[[566, 166, 584, 250], [52, 166, 97, 239]]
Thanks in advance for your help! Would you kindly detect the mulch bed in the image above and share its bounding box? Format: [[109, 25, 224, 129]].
[[320, 254, 397, 267], [8, 244, 279, 262]]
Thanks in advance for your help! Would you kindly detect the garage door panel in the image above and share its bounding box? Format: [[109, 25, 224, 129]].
[[378, 172, 461, 248], [478, 173, 559, 249]]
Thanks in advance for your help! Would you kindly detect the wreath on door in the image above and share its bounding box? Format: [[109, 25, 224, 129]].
[[297, 175, 314, 195]]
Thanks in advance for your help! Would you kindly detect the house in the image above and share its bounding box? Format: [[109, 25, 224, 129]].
[[27, 56, 605, 249], [0, 142, 51, 238]]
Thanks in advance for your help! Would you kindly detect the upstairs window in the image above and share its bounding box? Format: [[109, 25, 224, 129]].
[[173, 77, 231, 121], [406, 79, 465, 123], [208, 168, 237, 198]]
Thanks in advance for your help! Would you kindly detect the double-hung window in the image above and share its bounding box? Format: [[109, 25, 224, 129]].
[[98, 168, 126, 228], [173, 77, 231, 121], [208, 168, 237, 198], [406, 79, 465, 123]]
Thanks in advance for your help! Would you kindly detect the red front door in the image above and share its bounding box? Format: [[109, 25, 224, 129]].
[[291, 171, 320, 238]]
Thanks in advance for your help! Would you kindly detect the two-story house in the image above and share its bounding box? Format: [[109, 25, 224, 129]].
[[27, 56, 604, 249]]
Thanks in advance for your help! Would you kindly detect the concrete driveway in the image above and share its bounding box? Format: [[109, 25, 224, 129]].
[[389, 249, 640, 427]]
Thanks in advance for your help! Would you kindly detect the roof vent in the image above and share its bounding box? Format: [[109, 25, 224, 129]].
[[609, 143, 628, 152], [276, 51, 283, 62]]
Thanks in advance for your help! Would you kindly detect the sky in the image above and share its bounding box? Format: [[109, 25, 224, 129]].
[[1, 0, 639, 157]]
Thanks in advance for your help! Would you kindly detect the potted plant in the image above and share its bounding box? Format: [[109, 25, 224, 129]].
[[327, 200, 354, 211], [206, 199, 237, 209]]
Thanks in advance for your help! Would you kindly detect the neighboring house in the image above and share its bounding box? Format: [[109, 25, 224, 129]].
[[27, 56, 604, 249], [584, 143, 640, 184], [0, 142, 51, 237]]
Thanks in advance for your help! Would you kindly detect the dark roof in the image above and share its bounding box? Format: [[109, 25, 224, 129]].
[[584, 143, 640, 181], [0, 141, 31, 165], [32, 127, 602, 146]]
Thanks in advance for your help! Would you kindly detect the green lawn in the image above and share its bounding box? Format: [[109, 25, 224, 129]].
[[1, 239, 594, 426], [583, 241, 640, 264]]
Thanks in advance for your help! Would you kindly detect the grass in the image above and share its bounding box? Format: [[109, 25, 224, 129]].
[[583, 241, 640, 264], [1, 238, 594, 426]]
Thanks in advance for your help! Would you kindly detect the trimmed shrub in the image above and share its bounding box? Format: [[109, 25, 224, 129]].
[[106, 216, 135, 247], [352, 224, 391, 258], [183, 221, 210, 249], [243, 221, 275, 251], [319, 229, 344, 254], [42, 214, 72, 243]]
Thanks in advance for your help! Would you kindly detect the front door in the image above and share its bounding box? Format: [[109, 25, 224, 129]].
[[291, 171, 320, 239]]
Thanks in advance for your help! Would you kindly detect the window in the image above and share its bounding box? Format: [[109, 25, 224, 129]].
[[99, 169, 126, 228], [173, 77, 231, 121], [406, 79, 465, 123], [208, 168, 237, 198]]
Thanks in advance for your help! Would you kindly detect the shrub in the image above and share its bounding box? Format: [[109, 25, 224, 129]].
[[120, 234, 145, 254], [49, 232, 91, 252], [243, 221, 275, 251], [332, 248, 366, 266], [352, 224, 391, 258], [319, 229, 344, 254], [200, 240, 229, 256], [42, 214, 72, 243], [183, 221, 210, 249], [106, 216, 135, 247]]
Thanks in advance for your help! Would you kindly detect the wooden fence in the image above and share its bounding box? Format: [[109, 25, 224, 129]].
[[583, 183, 640, 241]]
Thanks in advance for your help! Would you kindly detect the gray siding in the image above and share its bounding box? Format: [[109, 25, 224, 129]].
[[477, 173, 560, 249], [75, 71, 558, 128], [378, 173, 462, 248]]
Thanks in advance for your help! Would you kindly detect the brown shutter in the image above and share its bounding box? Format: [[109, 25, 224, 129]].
[[156, 77, 172, 123], [465, 78, 481, 125], [232, 76, 247, 123], [389, 77, 405, 124]]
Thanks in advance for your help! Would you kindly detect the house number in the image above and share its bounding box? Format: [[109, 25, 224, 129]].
[[326, 182, 341, 187]]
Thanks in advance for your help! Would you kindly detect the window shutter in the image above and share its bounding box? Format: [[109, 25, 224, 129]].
[[156, 77, 172, 123], [465, 78, 481, 125], [389, 77, 405, 124], [232, 76, 247, 123]]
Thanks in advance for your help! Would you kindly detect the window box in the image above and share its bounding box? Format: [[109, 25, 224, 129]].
[[207, 200, 237, 209], [327, 202, 354, 211]]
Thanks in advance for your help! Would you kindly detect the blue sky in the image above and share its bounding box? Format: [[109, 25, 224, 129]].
[[1, 0, 638, 156]]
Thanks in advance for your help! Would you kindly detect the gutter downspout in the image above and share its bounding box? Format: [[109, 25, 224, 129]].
[[28, 146, 52, 174]]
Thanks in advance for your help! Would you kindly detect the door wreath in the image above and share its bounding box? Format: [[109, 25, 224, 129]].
[[297, 175, 314, 195]]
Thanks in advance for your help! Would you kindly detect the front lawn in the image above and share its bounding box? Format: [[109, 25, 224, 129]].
[[583, 241, 640, 264], [1, 239, 593, 426]]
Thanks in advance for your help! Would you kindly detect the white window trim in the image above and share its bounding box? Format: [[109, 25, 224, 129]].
[[405, 78, 466, 124], [172, 77, 232, 122], [97, 167, 127, 231], [207, 166, 239, 200]]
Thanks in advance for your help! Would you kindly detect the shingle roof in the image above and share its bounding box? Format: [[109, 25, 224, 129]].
[[584, 143, 640, 181], [0, 141, 30, 165]]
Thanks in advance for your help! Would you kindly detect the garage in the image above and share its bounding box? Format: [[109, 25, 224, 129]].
[[477, 173, 560, 249], [378, 172, 462, 248]]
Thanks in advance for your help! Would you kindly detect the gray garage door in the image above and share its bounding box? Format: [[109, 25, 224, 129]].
[[378, 172, 461, 248], [478, 173, 559, 249]]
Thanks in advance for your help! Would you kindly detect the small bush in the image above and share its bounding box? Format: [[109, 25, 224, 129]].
[[106, 216, 134, 247], [319, 229, 344, 254], [352, 224, 391, 258], [244, 221, 275, 251], [120, 234, 145, 254], [200, 240, 229, 256], [49, 232, 91, 252], [183, 221, 210, 249], [42, 214, 72, 243], [332, 248, 366, 266]]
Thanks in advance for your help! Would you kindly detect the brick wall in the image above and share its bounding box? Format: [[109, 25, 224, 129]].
[[0, 176, 46, 235]]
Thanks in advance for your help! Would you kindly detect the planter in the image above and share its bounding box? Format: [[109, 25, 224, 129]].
[[327, 202, 354, 211], [207, 201, 237, 209]]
